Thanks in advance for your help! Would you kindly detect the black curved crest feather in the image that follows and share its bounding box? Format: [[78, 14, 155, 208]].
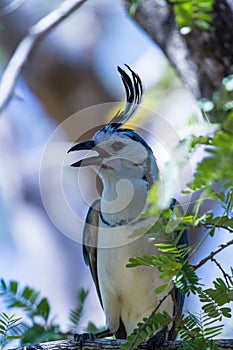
[[107, 64, 143, 130]]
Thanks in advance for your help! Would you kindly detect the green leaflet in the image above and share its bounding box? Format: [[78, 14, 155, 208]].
[[0, 313, 23, 350], [168, 0, 215, 32], [0, 279, 92, 348], [121, 311, 172, 350]]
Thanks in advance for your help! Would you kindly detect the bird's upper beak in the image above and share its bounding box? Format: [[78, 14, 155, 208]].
[[68, 140, 105, 167]]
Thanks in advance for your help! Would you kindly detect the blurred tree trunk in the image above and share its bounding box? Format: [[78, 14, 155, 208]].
[[123, 0, 233, 99]]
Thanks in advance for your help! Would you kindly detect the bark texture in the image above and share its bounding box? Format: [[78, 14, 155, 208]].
[[11, 338, 233, 350], [123, 0, 233, 99]]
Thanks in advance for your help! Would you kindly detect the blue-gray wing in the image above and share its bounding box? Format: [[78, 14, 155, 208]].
[[83, 199, 103, 306]]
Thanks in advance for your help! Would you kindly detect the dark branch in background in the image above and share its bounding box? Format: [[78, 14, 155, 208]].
[[123, 0, 233, 99], [0, 0, 87, 115]]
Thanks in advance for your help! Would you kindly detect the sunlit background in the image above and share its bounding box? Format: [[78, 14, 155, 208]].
[[0, 0, 232, 339]]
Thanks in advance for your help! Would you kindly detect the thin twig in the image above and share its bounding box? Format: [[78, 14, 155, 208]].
[[211, 258, 232, 288], [0, 0, 88, 115], [202, 224, 233, 234], [170, 285, 195, 339], [193, 238, 233, 270], [128, 288, 174, 350]]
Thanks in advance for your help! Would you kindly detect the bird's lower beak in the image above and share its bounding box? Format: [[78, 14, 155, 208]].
[[68, 140, 103, 167]]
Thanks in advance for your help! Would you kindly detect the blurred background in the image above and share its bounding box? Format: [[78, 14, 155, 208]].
[[0, 0, 232, 337]]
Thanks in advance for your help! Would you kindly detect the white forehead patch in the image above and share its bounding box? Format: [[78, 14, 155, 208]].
[[94, 130, 148, 164]]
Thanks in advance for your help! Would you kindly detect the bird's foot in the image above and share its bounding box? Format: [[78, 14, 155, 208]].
[[74, 333, 96, 349], [74, 329, 113, 349], [146, 326, 168, 350]]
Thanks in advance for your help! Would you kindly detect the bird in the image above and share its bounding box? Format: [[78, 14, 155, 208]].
[[68, 65, 187, 345]]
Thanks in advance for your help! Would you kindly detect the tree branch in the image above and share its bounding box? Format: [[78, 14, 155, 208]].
[[202, 224, 233, 234], [193, 237, 233, 270], [211, 258, 232, 288], [0, 0, 88, 115], [0, 0, 26, 17], [10, 338, 233, 349]]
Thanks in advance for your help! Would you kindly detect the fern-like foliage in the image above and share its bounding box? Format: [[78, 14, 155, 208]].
[[180, 338, 220, 350], [168, 0, 215, 32], [0, 279, 50, 322], [126, 176, 233, 349], [86, 321, 106, 334], [0, 313, 23, 350], [127, 231, 199, 296], [69, 289, 89, 333], [179, 312, 223, 349], [0, 279, 63, 346], [186, 75, 233, 193], [22, 324, 62, 345], [121, 311, 171, 350], [0, 279, 93, 348], [198, 277, 233, 320], [179, 278, 233, 347], [128, 0, 215, 32], [186, 130, 233, 192]]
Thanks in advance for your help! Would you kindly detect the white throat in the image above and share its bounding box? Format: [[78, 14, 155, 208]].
[[100, 176, 148, 226]]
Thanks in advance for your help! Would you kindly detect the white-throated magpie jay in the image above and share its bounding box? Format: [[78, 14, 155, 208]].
[[68, 65, 187, 343]]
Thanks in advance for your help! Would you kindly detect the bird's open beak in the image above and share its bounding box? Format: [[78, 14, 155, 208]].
[[68, 140, 104, 167]]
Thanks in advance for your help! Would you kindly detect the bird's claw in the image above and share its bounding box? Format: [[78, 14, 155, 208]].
[[74, 332, 96, 349]]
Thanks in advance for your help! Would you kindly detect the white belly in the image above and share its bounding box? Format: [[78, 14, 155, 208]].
[[97, 221, 173, 335]]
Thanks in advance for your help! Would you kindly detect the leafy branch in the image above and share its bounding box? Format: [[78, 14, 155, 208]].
[[123, 74, 233, 348], [128, 0, 145, 15], [69, 289, 89, 333], [123, 236, 233, 350], [179, 312, 222, 350], [211, 258, 232, 289], [193, 238, 233, 271], [0, 279, 50, 323], [122, 290, 173, 350], [128, 0, 215, 32], [0, 279, 91, 348], [0, 313, 23, 350], [168, 0, 215, 32]]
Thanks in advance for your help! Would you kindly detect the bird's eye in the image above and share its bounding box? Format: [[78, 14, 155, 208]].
[[111, 141, 125, 152]]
